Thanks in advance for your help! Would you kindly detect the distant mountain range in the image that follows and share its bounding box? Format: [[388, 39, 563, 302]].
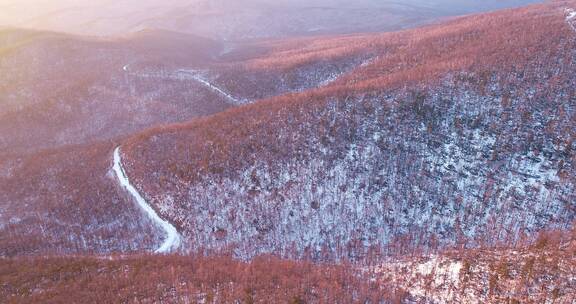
[[0, 0, 541, 39]]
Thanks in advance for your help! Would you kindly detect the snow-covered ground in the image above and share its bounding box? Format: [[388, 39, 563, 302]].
[[566, 8, 576, 32], [374, 255, 463, 303], [113, 147, 180, 254], [566, 8, 576, 20], [373, 247, 575, 304]]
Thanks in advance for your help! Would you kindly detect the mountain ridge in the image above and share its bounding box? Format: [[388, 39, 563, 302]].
[[119, 1, 575, 260]]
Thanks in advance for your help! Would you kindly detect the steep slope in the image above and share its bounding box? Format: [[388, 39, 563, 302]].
[[121, 1, 576, 259]]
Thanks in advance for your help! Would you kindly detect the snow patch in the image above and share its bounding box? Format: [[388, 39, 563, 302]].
[[566, 8, 576, 32], [566, 8, 576, 20], [375, 256, 463, 303]]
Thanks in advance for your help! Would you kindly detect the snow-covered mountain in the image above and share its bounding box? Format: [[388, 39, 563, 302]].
[[0, 27, 379, 257], [119, 1, 575, 260], [1, 1, 574, 303]]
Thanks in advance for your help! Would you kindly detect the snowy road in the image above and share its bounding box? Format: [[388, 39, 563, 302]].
[[121, 63, 242, 105], [113, 147, 181, 254], [176, 69, 241, 105]]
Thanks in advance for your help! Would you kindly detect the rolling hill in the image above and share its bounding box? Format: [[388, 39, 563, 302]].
[[1, 1, 575, 303], [0, 26, 384, 257], [119, 1, 576, 260]]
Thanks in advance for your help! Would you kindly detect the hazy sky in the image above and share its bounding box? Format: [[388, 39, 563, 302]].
[[0, 0, 541, 39]]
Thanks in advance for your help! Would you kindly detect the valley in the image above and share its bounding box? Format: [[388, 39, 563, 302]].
[[0, 0, 574, 303]]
